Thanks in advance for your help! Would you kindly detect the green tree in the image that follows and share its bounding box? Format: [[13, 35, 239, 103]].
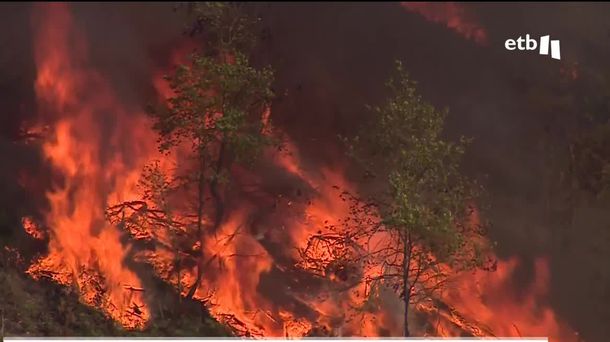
[[155, 50, 274, 298], [183, 2, 259, 55], [568, 68, 610, 199], [107, 2, 274, 300], [345, 61, 488, 336]]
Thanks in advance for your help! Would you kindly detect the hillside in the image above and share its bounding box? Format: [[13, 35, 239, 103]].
[[0, 246, 230, 337]]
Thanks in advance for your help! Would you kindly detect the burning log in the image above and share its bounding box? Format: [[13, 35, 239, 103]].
[[36, 270, 59, 280], [217, 313, 265, 337], [416, 297, 495, 337]]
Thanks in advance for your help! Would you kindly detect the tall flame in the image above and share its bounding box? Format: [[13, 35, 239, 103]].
[[27, 3, 159, 328]]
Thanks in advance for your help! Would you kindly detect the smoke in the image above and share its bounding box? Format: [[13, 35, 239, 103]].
[[0, 4, 38, 245], [68, 3, 188, 106]]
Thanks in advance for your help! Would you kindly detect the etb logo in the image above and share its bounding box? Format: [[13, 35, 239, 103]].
[[505, 34, 561, 60]]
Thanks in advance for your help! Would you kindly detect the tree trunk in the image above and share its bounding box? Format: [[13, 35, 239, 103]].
[[1, 309, 4, 339], [210, 139, 227, 234], [402, 230, 412, 337], [161, 201, 183, 302], [187, 152, 206, 299]]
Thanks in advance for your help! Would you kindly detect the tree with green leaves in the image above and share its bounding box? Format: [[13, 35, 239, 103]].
[[107, 2, 275, 300], [153, 48, 274, 299], [183, 2, 259, 55], [353, 62, 489, 336], [299, 61, 489, 336]]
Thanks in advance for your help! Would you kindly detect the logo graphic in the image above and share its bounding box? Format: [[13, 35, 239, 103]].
[[505, 34, 561, 60]]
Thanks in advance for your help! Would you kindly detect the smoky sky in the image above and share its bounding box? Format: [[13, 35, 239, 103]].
[[1, 2, 609, 341]]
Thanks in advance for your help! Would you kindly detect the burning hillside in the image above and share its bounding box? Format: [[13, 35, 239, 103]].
[[7, 2, 584, 341]]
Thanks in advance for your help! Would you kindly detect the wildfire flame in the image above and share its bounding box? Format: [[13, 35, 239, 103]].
[[401, 2, 488, 45], [22, 3, 579, 341], [26, 3, 159, 328], [22, 216, 45, 240], [436, 257, 578, 340]]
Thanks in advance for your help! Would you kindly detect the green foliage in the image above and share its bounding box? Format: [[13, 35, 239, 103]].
[[150, 51, 274, 169], [572, 122, 610, 198], [107, 1, 277, 325], [337, 61, 492, 337], [185, 2, 260, 55], [139, 161, 174, 209], [349, 61, 486, 266], [565, 69, 610, 199]]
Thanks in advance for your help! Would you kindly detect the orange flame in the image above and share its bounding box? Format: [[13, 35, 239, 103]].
[[402, 2, 488, 45], [438, 257, 580, 341], [22, 216, 45, 240], [27, 3, 160, 328]]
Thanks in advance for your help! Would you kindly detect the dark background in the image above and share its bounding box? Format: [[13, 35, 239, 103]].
[[0, 3, 609, 341]]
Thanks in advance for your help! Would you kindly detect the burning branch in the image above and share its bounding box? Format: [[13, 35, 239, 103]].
[[294, 178, 492, 337], [512, 323, 523, 337], [127, 303, 145, 320], [106, 200, 187, 234], [217, 313, 264, 337], [124, 285, 145, 292]]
